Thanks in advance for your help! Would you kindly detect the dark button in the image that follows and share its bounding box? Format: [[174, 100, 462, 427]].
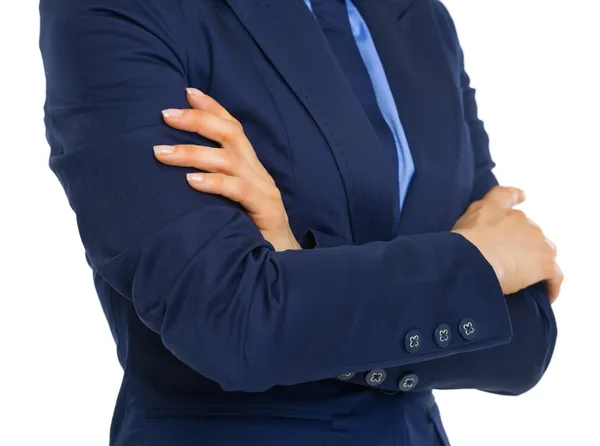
[[459, 317, 477, 341], [434, 324, 451, 347], [337, 372, 356, 381], [398, 373, 419, 391], [365, 369, 387, 386], [404, 329, 422, 354]]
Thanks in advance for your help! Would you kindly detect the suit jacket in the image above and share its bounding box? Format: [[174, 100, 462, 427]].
[[39, 0, 557, 445]]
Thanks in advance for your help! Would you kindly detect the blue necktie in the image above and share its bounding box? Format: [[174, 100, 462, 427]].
[[309, 0, 397, 169]]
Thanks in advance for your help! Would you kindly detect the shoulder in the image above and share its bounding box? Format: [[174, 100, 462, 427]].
[[39, 0, 188, 44], [39, 0, 191, 85], [39, 0, 185, 18], [430, 1, 460, 46]]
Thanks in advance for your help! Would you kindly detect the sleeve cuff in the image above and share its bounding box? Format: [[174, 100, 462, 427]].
[[328, 232, 513, 392]]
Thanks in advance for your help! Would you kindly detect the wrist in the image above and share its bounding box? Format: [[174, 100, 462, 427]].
[[286, 230, 302, 250], [268, 229, 302, 252]]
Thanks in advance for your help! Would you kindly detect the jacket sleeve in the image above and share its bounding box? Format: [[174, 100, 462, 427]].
[[326, 1, 557, 395], [445, 0, 558, 394], [314, 236, 557, 396], [39, 0, 514, 392]]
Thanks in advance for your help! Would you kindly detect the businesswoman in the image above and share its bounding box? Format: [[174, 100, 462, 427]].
[[39, 0, 560, 444]]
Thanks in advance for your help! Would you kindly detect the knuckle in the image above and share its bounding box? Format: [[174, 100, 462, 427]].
[[222, 122, 241, 143], [269, 185, 283, 201], [227, 119, 243, 135], [231, 118, 244, 132]]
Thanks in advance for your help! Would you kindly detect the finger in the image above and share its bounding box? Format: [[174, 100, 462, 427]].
[[153, 144, 254, 179], [161, 108, 244, 146], [545, 263, 564, 304], [186, 88, 237, 122], [484, 186, 526, 208], [186, 172, 265, 215], [185, 92, 274, 182], [183, 90, 275, 181], [161, 107, 268, 179], [483, 186, 526, 209]]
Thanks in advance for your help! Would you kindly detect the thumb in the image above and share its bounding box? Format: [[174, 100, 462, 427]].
[[483, 186, 526, 209]]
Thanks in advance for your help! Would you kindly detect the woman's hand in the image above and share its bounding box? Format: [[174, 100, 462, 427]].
[[452, 186, 563, 303], [153, 88, 301, 252]]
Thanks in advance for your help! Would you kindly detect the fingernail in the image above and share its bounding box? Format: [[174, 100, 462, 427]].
[[162, 108, 183, 118], [187, 173, 205, 182], [153, 145, 175, 155], [186, 87, 204, 97], [512, 191, 519, 202]]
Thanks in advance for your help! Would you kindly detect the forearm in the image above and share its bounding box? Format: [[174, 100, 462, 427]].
[[94, 177, 511, 392], [304, 227, 556, 394]]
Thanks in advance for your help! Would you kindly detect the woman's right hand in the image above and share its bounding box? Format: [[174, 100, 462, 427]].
[[155, 88, 301, 252], [452, 186, 562, 303]]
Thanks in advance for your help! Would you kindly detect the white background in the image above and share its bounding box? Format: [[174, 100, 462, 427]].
[[1, 1, 598, 445]]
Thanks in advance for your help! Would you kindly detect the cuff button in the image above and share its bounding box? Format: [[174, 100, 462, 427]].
[[404, 329, 422, 354], [398, 373, 419, 392], [434, 324, 451, 348], [459, 317, 477, 341], [365, 369, 387, 386], [337, 372, 356, 381]]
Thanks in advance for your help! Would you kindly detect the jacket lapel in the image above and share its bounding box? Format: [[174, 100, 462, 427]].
[[225, 0, 463, 240], [354, 0, 464, 235], [383, 0, 421, 21], [224, 0, 398, 244]]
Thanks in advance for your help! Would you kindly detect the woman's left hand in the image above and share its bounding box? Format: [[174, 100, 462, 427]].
[[153, 88, 301, 252]]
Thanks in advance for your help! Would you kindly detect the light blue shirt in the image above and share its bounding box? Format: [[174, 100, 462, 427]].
[[304, 0, 414, 210]]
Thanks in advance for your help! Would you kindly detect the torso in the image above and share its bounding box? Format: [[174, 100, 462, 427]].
[[106, 0, 472, 444]]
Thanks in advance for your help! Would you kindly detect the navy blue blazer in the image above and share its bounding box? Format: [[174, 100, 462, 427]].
[[39, 0, 557, 445]]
